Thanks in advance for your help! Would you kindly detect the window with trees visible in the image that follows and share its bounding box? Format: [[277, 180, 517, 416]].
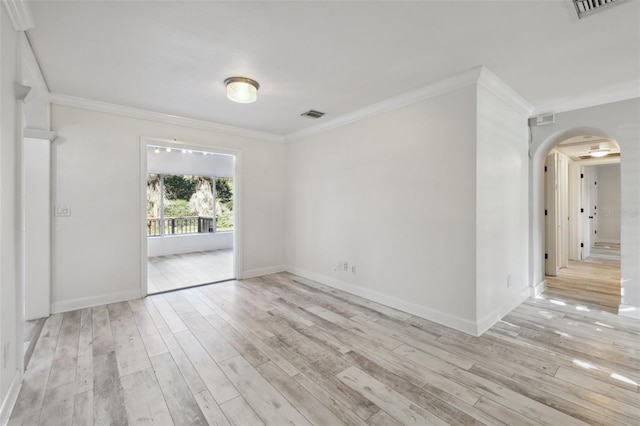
[[147, 174, 234, 236]]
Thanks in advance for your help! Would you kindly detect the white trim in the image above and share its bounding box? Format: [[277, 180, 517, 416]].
[[242, 265, 286, 279], [50, 93, 285, 143], [0, 370, 22, 426], [139, 140, 149, 297], [0, 371, 21, 425], [531, 279, 546, 297], [23, 128, 55, 141], [285, 67, 484, 142], [477, 67, 534, 118], [51, 289, 142, 314], [532, 84, 640, 117], [285, 265, 480, 336], [475, 287, 530, 336], [618, 304, 640, 320], [1, 0, 33, 31], [19, 33, 49, 100]]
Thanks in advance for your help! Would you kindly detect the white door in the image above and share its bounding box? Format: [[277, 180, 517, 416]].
[[590, 173, 598, 245], [545, 153, 558, 276], [581, 166, 597, 260]]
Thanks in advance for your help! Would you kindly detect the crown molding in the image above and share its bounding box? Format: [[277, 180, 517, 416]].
[[20, 33, 50, 100], [477, 67, 534, 118], [24, 128, 56, 141], [50, 94, 285, 143], [532, 83, 640, 117], [2, 0, 34, 31], [285, 67, 484, 142]]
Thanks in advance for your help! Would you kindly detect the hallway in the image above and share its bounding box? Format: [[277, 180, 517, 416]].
[[545, 243, 621, 314]]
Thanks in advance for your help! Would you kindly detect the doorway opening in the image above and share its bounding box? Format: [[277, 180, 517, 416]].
[[543, 135, 621, 313], [143, 142, 237, 294]]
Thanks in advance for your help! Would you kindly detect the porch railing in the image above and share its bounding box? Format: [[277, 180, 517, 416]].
[[147, 216, 214, 237]]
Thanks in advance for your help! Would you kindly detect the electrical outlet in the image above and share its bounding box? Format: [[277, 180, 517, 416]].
[[55, 205, 71, 217], [507, 274, 512, 288]]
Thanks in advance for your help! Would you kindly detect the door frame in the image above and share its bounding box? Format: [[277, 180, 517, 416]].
[[139, 137, 242, 297]]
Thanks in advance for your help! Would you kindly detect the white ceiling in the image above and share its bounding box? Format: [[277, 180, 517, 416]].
[[27, 1, 640, 136], [555, 135, 621, 164]]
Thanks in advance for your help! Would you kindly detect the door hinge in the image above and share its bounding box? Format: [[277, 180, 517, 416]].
[[545, 253, 548, 259], [581, 173, 584, 178], [544, 209, 548, 216], [580, 243, 584, 248], [544, 166, 547, 172], [580, 208, 584, 213], [595, 230, 597, 235]]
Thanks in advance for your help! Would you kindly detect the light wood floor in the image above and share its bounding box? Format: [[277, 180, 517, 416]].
[[10, 273, 640, 425], [546, 243, 621, 314], [148, 249, 234, 294]]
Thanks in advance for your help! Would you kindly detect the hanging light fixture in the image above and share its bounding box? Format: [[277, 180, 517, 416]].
[[589, 147, 610, 158], [224, 77, 259, 103]]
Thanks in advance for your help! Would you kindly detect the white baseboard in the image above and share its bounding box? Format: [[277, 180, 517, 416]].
[[618, 304, 640, 319], [531, 279, 546, 297], [241, 265, 286, 280], [51, 289, 142, 314], [0, 370, 22, 426], [475, 286, 530, 336], [285, 265, 480, 336]]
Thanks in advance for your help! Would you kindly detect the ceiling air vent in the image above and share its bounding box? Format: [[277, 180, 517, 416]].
[[573, 0, 627, 19], [300, 110, 325, 119]]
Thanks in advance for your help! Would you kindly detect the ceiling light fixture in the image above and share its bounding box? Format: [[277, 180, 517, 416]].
[[589, 148, 610, 158], [224, 77, 259, 103]]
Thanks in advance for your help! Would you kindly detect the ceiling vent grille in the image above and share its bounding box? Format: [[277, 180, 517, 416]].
[[574, 0, 626, 19], [300, 110, 325, 119]]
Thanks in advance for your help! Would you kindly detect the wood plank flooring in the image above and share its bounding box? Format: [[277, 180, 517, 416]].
[[10, 272, 640, 425], [545, 259, 621, 314], [148, 249, 234, 294]]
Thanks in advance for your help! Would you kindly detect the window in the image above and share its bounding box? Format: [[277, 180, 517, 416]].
[[147, 174, 233, 236]]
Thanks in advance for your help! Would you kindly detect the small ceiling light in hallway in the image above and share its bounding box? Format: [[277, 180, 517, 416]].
[[224, 77, 259, 103], [589, 147, 611, 158]]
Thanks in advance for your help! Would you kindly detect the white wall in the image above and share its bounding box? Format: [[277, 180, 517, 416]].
[[595, 163, 621, 243], [0, 6, 21, 421], [51, 104, 286, 312], [475, 85, 529, 331], [287, 86, 480, 331], [285, 73, 531, 335], [529, 98, 640, 319]]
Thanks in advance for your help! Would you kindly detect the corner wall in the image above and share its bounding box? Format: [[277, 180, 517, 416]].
[[475, 85, 530, 332], [286, 85, 481, 332]]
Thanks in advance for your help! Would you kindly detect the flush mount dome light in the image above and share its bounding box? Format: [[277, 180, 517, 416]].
[[224, 77, 259, 103], [589, 148, 611, 158]]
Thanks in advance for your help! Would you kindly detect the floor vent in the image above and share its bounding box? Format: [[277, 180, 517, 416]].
[[300, 110, 325, 119], [574, 0, 626, 19]]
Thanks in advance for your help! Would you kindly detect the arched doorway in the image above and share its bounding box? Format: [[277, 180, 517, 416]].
[[542, 132, 621, 312], [528, 100, 640, 321]]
